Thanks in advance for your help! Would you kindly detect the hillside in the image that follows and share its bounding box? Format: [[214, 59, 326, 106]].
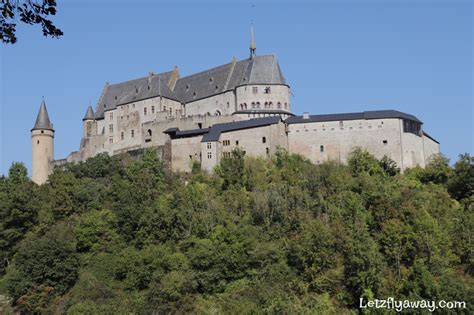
[[0, 149, 472, 314]]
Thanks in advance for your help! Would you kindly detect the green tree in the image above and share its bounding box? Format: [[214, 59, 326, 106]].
[[1, 0, 63, 44]]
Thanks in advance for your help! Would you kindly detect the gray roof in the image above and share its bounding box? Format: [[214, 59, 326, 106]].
[[95, 54, 286, 119], [83, 105, 95, 121], [32, 99, 53, 131], [164, 127, 210, 139], [423, 131, 439, 144], [95, 71, 178, 119], [285, 110, 422, 124], [202, 116, 281, 142]]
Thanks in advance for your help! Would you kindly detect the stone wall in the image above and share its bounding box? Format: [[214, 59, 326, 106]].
[[288, 118, 405, 168], [235, 84, 290, 112]]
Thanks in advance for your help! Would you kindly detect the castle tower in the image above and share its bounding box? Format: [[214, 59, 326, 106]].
[[31, 99, 54, 185], [82, 105, 95, 137]]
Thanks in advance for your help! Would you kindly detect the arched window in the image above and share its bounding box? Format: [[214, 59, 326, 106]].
[[277, 102, 281, 109], [264, 102, 268, 108], [269, 102, 273, 108], [320, 145, 324, 152], [147, 129, 152, 136], [284, 103, 288, 109], [215, 110, 221, 116], [244, 103, 247, 109], [251, 102, 256, 108], [256, 102, 261, 108]]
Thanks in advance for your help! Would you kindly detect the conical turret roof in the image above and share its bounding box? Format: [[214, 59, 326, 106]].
[[32, 99, 53, 131], [83, 105, 95, 121]]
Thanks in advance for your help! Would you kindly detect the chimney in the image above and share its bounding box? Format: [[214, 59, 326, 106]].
[[303, 112, 310, 119]]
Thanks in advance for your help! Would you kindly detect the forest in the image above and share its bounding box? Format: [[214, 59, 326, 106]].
[[0, 149, 472, 314]]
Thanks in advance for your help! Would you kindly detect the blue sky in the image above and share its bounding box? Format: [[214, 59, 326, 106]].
[[1, 0, 472, 176]]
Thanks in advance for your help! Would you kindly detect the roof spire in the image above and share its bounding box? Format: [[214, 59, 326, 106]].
[[250, 23, 256, 59], [83, 104, 95, 121], [32, 98, 53, 131]]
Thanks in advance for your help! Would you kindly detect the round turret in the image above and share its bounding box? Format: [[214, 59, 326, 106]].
[[31, 99, 54, 185]]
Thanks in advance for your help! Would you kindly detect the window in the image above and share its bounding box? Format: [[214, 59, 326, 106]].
[[207, 142, 212, 149], [120, 116, 123, 121], [207, 152, 212, 159], [403, 119, 421, 136], [266, 148, 270, 155], [262, 137, 266, 143], [131, 130, 135, 138], [383, 140, 388, 145], [109, 124, 113, 133], [163, 106, 167, 111], [147, 129, 152, 137], [144, 107, 147, 115], [320, 145, 324, 152], [198, 123, 202, 129], [252, 86, 258, 94], [339, 121, 344, 127], [236, 140, 239, 145], [256, 102, 261, 108], [109, 137, 113, 144], [110, 112, 113, 120], [151, 106, 155, 114], [264, 87, 271, 94], [227, 102, 230, 108], [121, 132, 124, 140], [223, 140, 231, 146], [223, 152, 231, 158], [176, 109, 179, 116], [126, 115, 129, 120], [169, 108, 172, 115], [251, 102, 256, 108], [37, 140, 39, 144]]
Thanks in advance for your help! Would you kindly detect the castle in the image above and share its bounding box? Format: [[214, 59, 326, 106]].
[[31, 29, 440, 184]]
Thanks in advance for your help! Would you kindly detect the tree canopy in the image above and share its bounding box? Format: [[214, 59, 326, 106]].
[[0, 150, 472, 313], [1, 0, 63, 44]]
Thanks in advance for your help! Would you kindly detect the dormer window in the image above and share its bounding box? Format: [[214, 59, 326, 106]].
[[209, 77, 213, 83], [193, 92, 196, 97], [186, 84, 190, 91], [215, 85, 219, 91]]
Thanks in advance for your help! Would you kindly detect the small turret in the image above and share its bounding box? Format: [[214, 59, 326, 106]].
[[82, 105, 96, 137], [31, 99, 54, 185]]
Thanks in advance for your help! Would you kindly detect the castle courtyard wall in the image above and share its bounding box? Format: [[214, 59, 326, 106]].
[[287, 118, 404, 168]]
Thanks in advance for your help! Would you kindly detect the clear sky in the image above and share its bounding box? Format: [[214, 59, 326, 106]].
[[1, 0, 472, 176]]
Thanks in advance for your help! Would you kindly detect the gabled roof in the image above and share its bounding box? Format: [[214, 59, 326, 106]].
[[95, 71, 178, 119], [201, 116, 281, 142], [94, 54, 287, 119], [32, 99, 53, 131], [285, 110, 422, 124]]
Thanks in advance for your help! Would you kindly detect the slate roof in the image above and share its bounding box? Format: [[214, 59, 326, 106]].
[[163, 127, 210, 139], [95, 71, 178, 119], [201, 116, 281, 142], [94, 54, 286, 119], [285, 110, 422, 124], [83, 105, 95, 121], [32, 99, 53, 131], [422, 131, 439, 144]]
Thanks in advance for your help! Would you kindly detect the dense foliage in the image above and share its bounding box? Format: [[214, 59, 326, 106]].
[[0, 149, 472, 314]]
